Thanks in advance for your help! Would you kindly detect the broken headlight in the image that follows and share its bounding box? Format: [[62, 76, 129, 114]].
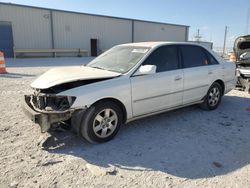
[[29, 95, 76, 112]]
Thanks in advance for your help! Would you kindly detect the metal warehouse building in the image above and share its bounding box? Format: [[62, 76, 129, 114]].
[[0, 3, 189, 57]]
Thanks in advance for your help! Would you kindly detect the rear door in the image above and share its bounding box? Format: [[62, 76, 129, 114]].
[[0, 22, 14, 57], [180, 45, 212, 104], [130, 45, 184, 117]]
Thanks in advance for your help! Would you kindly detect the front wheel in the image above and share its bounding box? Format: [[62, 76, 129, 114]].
[[200, 82, 223, 110], [80, 101, 123, 143]]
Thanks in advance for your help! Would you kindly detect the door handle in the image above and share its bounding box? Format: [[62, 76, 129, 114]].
[[208, 71, 213, 75], [174, 76, 182, 81]]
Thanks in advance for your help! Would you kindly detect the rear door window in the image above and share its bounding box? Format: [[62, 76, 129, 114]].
[[180, 45, 208, 68], [205, 51, 219, 65]]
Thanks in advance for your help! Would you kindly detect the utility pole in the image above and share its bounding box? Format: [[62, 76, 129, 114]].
[[194, 29, 202, 42], [222, 26, 228, 57], [246, 8, 250, 34]]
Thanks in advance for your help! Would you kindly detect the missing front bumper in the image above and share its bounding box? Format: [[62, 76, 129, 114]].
[[22, 95, 79, 133]]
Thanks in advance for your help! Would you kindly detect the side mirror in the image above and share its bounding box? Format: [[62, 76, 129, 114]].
[[134, 65, 156, 76]]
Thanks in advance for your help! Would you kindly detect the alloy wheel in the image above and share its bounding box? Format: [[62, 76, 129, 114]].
[[92, 108, 118, 138], [208, 87, 220, 107]]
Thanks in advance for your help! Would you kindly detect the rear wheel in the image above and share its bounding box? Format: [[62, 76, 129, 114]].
[[80, 101, 122, 143], [200, 82, 222, 110]]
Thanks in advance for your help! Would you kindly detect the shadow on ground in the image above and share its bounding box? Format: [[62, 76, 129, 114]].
[[42, 95, 250, 179]]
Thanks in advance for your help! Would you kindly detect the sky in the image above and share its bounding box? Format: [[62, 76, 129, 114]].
[[1, 0, 250, 50]]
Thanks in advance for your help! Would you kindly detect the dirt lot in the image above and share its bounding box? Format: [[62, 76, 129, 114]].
[[0, 58, 250, 188]]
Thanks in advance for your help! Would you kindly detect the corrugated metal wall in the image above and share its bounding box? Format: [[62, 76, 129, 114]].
[[0, 3, 189, 57], [0, 4, 52, 49], [52, 11, 132, 51], [134, 21, 187, 42]]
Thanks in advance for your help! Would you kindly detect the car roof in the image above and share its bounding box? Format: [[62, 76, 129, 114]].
[[118, 41, 203, 48], [118, 41, 224, 65]]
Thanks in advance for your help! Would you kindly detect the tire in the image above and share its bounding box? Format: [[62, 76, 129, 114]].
[[200, 82, 223, 110], [80, 101, 123, 143]]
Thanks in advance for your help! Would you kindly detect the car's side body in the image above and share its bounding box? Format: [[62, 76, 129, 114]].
[[60, 42, 236, 121], [22, 41, 236, 142]]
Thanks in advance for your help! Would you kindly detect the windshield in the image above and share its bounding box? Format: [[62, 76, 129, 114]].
[[86, 46, 150, 73]]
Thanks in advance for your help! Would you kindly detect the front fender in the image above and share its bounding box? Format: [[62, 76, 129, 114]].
[[59, 77, 133, 119]]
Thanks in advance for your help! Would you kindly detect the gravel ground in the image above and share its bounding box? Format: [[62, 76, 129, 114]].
[[0, 58, 250, 188]]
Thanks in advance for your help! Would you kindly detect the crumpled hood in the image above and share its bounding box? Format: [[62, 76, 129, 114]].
[[234, 35, 250, 63], [31, 66, 121, 89]]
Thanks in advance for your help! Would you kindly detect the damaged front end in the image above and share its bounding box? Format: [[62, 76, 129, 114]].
[[22, 65, 120, 133], [22, 92, 84, 133], [234, 35, 250, 93]]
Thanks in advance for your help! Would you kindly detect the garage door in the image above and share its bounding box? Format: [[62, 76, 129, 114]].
[[0, 22, 14, 57]]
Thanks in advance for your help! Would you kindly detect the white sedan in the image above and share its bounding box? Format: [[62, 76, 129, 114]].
[[23, 42, 236, 143]]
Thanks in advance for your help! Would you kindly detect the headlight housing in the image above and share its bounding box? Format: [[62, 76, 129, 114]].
[[26, 94, 76, 112]]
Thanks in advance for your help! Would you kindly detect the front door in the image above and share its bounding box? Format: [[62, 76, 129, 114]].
[[0, 22, 14, 57], [130, 45, 183, 117]]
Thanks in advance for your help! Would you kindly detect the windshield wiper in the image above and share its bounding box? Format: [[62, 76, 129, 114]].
[[90, 66, 106, 70], [89, 65, 120, 73]]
